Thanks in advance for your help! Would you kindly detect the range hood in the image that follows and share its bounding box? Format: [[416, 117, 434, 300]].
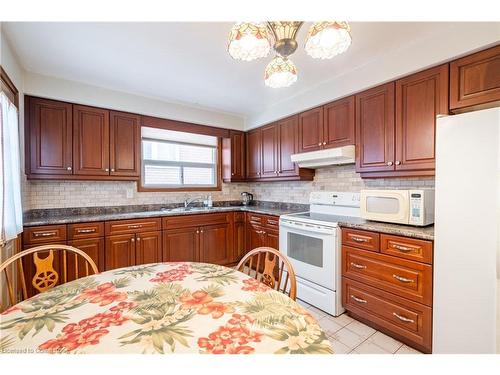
[[290, 145, 355, 168]]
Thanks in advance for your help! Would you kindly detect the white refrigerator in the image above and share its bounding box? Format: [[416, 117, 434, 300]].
[[434, 107, 500, 353]]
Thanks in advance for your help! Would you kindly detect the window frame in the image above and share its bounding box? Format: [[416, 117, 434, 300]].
[[138, 135, 222, 192]]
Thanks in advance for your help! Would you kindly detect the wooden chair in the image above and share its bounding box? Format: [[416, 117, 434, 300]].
[[236, 247, 297, 300], [0, 244, 99, 311]]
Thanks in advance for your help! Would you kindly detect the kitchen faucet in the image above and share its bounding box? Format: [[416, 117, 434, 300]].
[[184, 196, 205, 208]]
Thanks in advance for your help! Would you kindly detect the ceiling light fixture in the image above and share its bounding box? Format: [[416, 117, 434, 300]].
[[227, 21, 352, 88]]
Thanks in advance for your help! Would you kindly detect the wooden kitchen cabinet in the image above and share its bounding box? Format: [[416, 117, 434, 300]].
[[233, 213, 246, 262], [199, 223, 233, 265], [73, 105, 110, 176], [26, 97, 73, 176], [355, 82, 396, 173], [261, 123, 279, 178], [245, 213, 280, 252], [450, 44, 500, 112], [395, 64, 449, 172], [246, 223, 267, 251], [246, 128, 262, 179], [67, 237, 105, 281], [222, 130, 246, 182], [277, 115, 299, 177], [163, 227, 199, 262], [323, 96, 355, 149], [135, 231, 162, 265], [298, 107, 323, 153], [105, 234, 136, 271], [109, 111, 141, 177]]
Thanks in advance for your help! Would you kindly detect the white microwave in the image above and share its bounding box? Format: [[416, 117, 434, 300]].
[[360, 189, 435, 226]]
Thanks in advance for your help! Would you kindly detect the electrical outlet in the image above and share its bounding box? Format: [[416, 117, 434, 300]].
[[126, 188, 134, 199]]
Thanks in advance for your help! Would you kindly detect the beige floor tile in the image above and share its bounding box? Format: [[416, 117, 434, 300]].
[[296, 299, 311, 309], [306, 305, 327, 320], [395, 345, 422, 354], [330, 327, 366, 350], [318, 316, 344, 335], [329, 313, 354, 327], [345, 320, 376, 339], [353, 341, 392, 354], [327, 336, 351, 354], [366, 331, 404, 353]]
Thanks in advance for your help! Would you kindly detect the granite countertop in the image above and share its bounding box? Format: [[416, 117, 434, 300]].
[[337, 217, 434, 241], [23, 201, 309, 227]]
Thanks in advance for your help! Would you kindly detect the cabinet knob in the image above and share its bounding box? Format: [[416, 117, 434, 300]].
[[105, 168, 109, 172], [318, 142, 322, 146], [67, 166, 72, 171], [387, 161, 393, 166], [395, 161, 401, 165], [323, 142, 326, 145], [111, 168, 115, 172], [231, 173, 234, 176], [131, 238, 135, 242], [137, 237, 141, 242], [200, 230, 204, 233], [196, 230, 199, 234]]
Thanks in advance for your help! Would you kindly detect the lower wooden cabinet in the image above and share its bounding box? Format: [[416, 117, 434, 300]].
[[135, 231, 162, 266], [245, 213, 280, 253], [67, 237, 104, 281], [105, 234, 136, 271], [199, 223, 233, 265], [233, 214, 246, 263], [163, 227, 199, 262]]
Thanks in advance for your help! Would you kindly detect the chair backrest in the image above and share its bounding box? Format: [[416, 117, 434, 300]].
[[0, 244, 99, 311], [236, 247, 297, 300]]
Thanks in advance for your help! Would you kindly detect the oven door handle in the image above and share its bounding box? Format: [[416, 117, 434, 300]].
[[279, 221, 336, 235]]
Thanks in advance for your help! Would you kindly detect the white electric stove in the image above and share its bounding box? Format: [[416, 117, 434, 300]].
[[279, 191, 360, 316]]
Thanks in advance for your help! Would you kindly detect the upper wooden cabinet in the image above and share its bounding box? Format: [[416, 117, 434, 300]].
[[277, 115, 299, 177], [298, 107, 323, 153], [261, 123, 279, 178], [222, 130, 246, 182], [323, 96, 355, 149], [395, 64, 449, 172], [110, 111, 141, 177], [355, 82, 396, 173], [26, 97, 73, 175], [246, 128, 262, 179], [73, 105, 110, 176], [450, 44, 500, 112], [25, 96, 140, 181]]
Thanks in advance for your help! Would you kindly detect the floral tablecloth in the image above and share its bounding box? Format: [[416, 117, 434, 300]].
[[0, 262, 332, 354]]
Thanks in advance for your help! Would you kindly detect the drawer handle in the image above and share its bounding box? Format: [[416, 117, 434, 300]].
[[350, 262, 367, 270], [128, 225, 142, 229], [393, 312, 415, 323], [256, 230, 265, 234], [350, 295, 367, 304], [393, 274, 415, 283], [392, 244, 413, 252], [351, 236, 368, 243], [77, 228, 96, 234], [34, 232, 56, 237], [268, 220, 278, 225]]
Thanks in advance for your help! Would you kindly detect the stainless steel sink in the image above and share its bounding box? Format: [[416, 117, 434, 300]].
[[160, 207, 215, 213]]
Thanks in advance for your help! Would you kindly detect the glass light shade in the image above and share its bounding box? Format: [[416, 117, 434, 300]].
[[305, 21, 352, 59], [227, 22, 271, 61], [264, 56, 298, 88]]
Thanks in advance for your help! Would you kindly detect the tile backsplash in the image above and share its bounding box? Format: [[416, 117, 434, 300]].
[[22, 164, 434, 210]]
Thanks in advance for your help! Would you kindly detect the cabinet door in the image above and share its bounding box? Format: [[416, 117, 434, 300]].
[[199, 223, 233, 266], [73, 105, 110, 176], [27, 97, 73, 175], [67, 238, 104, 281], [450, 45, 500, 111], [265, 229, 280, 250], [105, 234, 135, 271], [277, 115, 299, 177], [261, 123, 279, 178], [395, 64, 449, 171], [163, 227, 199, 262], [298, 107, 323, 153], [136, 231, 162, 265], [233, 219, 246, 263], [231, 131, 246, 180], [355, 82, 396, 173], [110, 111, 140, 177], [323, 96, 355, 148], [246, 224, 267, 253], [246, 128, 262, 179]]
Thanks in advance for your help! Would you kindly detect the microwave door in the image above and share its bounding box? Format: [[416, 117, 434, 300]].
[[361, 190, 410, 223]]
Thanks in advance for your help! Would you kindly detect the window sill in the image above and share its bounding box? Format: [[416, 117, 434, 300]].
[[137, 185, 222, 192]]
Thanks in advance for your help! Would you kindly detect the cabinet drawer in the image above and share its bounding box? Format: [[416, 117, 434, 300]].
[[265, 215, 280, 229], [23, 225, 67, 244], [380, 234, 433, 264], [247, 213, 264, 226], [342, 228, 379, 252], [105, 218, 161, 235], [163, 213, 231, 229], [68, 222, 104, 239], [342, 246, 432, 306], [343, 277, 432, 353]]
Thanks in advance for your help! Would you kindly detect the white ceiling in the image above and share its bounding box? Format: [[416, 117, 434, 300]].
[[3, 22, 475, 117]]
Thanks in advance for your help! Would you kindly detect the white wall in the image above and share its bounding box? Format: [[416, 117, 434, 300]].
[[245, 22, 500, 129], [23, 71, 244, 131]]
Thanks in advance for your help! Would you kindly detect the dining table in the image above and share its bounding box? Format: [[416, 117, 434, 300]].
[[0, 262, 332, 354]]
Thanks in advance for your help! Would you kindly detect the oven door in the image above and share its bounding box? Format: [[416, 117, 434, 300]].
[[360, 189, 410, 224], [279, 220, 337, 289]]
